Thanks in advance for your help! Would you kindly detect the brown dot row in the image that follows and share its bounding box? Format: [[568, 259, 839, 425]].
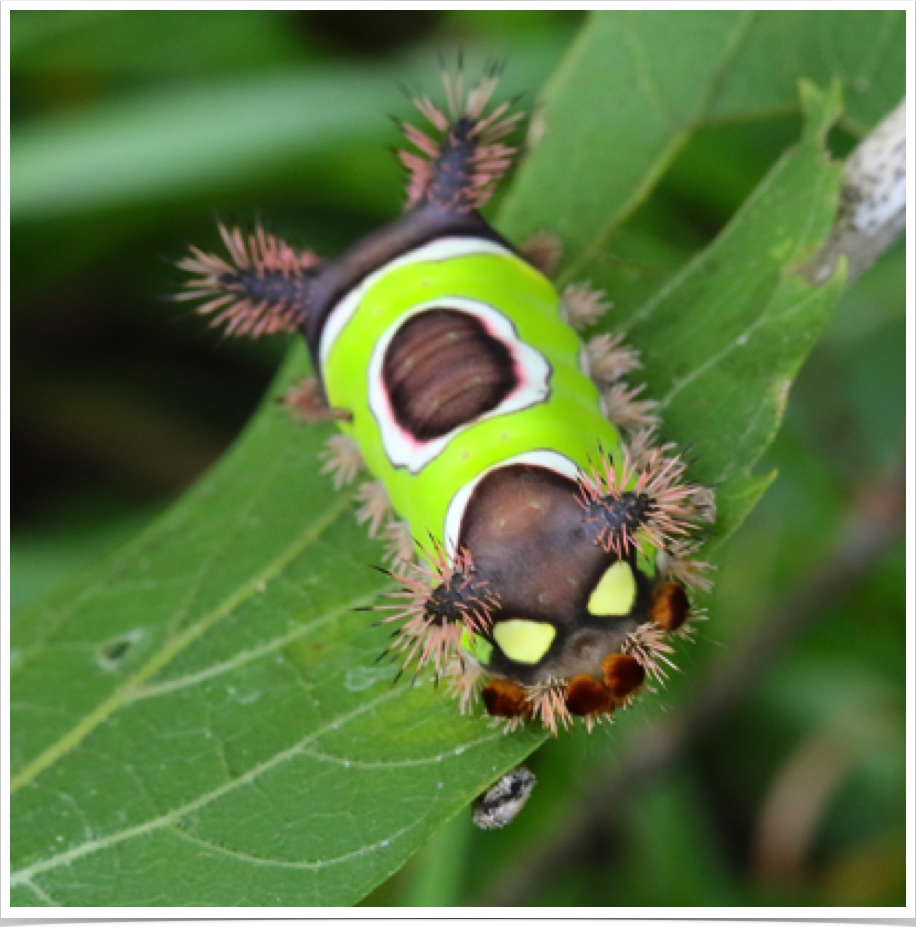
[[481, 579, 692, 727]]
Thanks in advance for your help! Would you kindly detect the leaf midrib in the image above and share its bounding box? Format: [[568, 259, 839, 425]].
[[557, 9, 758, 283], [10, 703, 504, 887]]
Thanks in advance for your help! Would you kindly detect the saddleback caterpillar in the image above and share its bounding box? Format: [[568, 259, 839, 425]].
[[178, 64, 716, 736]]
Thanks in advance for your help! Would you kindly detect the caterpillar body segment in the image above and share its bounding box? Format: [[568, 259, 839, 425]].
[[320, 233, 622, 545], [178, 66, 713, 735]]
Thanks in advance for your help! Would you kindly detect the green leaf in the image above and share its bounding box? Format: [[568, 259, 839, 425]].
[[9, 41, 564, 221], [10, 391, 544, 905], [612, 82, 847, 544], [10, 66, 400, 220], [10, 10, 311, 75], [12, 12, 895, 907], [500, 9, 902, 267]]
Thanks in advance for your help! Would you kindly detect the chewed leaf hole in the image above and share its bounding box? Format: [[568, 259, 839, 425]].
[[97, 630, 144, 672]]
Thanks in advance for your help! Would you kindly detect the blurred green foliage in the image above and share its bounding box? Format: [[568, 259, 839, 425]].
[[11, 10, 905, 908]]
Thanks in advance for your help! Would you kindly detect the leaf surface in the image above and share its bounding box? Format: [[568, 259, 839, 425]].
[[500, 9, 902, 268], [12, 12, 897, 907]]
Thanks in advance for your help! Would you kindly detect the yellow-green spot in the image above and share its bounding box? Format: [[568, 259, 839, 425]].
[[492, 619, 556, 665], [588, 561, 637, 617]]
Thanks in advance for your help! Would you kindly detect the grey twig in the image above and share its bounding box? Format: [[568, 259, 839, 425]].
[[804, 99, 906, 286], [477, 464, 905, 907]]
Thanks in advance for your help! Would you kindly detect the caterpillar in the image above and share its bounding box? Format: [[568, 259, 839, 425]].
[[178, 64, 715, 736]]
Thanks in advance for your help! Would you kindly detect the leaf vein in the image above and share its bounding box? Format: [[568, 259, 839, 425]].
[[22, 880, 63, 907], [560, 10, 757, 281], [10, 491, 354, 795], [299, 733, 503, 770], [10, 684, 410, 886], [166, 819, 420, 870], [127, 590, 379, 701]]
